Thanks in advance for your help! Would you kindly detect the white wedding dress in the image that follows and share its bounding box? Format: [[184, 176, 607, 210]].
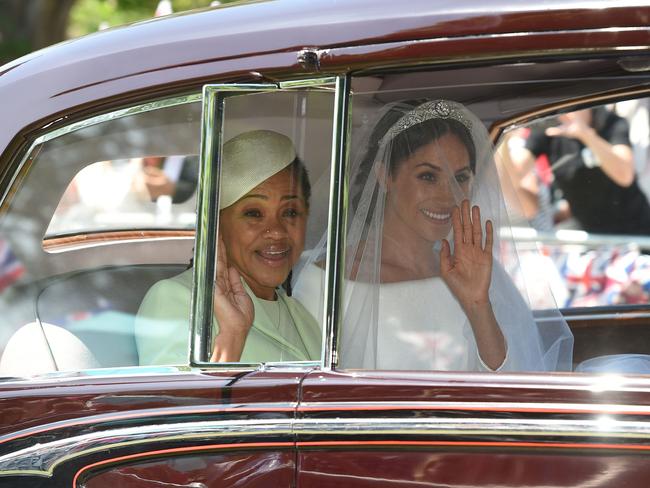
[[295, 263, 509, 371]]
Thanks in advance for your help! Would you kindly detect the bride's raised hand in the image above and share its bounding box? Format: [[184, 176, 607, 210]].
[[441, 200, 505, 370], [440, 199, 494, 310], [211, 237, 254, 362]]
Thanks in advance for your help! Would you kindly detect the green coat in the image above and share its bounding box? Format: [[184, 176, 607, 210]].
[[135, 269, 321, 365]]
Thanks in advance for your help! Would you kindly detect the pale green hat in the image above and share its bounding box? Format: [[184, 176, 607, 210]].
[[219, 130, 297, 209]]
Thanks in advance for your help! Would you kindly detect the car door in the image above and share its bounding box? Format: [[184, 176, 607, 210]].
[[0, 77, 340, 486], [296, 53, 650, 487]]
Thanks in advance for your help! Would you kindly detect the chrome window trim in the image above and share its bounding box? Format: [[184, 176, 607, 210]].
[[322, 75, 350, 370], [191, 77, 342, 368], [36, 93, 203, 145]]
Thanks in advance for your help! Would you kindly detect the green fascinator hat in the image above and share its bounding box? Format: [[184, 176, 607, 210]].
[[220, 129, 297, 209]]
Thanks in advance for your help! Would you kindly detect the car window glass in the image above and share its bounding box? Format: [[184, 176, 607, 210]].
[[497, 98, 650, 307], [44, 154, 198, 240], [343, 64, 650, 374], [139, 88, 334, 366], [0, 97, 200, 377], [496, 97, 650, 373]]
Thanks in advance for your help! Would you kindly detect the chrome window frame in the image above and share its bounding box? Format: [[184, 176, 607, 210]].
[[190, 75, 349, 370]]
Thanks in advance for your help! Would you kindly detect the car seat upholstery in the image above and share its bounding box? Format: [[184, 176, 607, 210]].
[[0, 321, 101, 376], [0, 264, 186, 376]]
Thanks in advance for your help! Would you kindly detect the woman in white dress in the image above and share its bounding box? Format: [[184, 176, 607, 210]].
[[294, 100, 573, 371]]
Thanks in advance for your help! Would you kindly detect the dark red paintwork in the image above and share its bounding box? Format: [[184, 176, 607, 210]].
[[0, 370, 304, 440], [299, 370, 650, 407], [297, 450, 650, 487], [82, 450, 295, 487]]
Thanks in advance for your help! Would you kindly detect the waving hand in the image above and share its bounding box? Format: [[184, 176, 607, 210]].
[[210, 237, 254, 362], [440, 199, 493, 309]]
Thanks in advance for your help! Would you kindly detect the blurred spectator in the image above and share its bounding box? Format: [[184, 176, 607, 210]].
[[497, 128, 554, 231], [510, 107, 650, 235], [141, 155, 198, 204], [616, 98, 650, 199]]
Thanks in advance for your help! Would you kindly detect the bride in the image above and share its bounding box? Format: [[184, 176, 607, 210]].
[[294, 99, 573, 371]]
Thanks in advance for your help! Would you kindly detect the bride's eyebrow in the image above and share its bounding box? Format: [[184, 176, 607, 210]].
[[414, 162, 471, 174], [415, 162, 441, 171]]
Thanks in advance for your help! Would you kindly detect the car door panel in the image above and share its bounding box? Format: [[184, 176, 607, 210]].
[[0, 370, 305, 487]]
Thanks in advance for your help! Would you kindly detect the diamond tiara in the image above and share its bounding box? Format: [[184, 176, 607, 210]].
[[379, 100, 473, 147]]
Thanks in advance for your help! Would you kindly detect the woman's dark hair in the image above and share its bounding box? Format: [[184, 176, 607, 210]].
[[385, 118, 476, 175], [352, 100, 476, 210], [289, 156, 311, 209]]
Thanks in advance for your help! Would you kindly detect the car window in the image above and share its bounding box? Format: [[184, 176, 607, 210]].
[[141, 87, 335, 367], [495, 97, 650, 374], [0, 96, 201, 376], [44, 154, 198, 240], [339, 61, 650, 374], [497, 98, 650, 310]]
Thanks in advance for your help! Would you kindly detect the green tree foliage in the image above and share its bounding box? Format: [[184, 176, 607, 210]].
[[68, 0, 234, 38], [0, 0, 239, 64]]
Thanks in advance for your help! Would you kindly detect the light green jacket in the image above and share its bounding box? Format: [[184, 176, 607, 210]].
[[135, 269, 321, 365]]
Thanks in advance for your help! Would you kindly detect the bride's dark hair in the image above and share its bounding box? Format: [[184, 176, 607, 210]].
[[352, 100, 476, 212]]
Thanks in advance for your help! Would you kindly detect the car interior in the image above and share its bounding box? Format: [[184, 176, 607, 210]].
[[2, 56, 650, 376], [0, 89, 335, 374]]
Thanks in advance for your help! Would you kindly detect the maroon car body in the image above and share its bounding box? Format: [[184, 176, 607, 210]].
[[2, 0, 650, 486]]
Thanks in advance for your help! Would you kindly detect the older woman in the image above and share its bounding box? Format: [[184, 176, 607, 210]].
[[135, 130, 320, 365]]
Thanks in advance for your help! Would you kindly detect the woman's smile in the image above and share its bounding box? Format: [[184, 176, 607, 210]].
[[419, 207, 452, 223], [255, 245, 292, 267]]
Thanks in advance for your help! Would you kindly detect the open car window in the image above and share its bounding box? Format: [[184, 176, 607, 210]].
[[496, 98, 650, 309], [496, 97, 650, 373]]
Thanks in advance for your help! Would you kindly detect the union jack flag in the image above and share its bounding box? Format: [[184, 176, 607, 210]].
[[552, 245, 650, 307], [0, 238, 25, 293]]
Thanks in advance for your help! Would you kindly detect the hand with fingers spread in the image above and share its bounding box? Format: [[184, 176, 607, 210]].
[[545, 112, 592, 141], [440, 199, 505, 370], [440, 199, 493, 308], [210, 237, 255, 362]]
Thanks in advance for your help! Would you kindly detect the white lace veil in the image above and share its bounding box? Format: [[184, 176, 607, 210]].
[[294, 99, 573, 372]]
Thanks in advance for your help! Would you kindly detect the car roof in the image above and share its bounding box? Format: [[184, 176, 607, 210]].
[[0, 0, 648, 163]]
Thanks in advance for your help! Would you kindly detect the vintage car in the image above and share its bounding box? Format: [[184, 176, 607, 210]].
[[2, 0, 650, 486]]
